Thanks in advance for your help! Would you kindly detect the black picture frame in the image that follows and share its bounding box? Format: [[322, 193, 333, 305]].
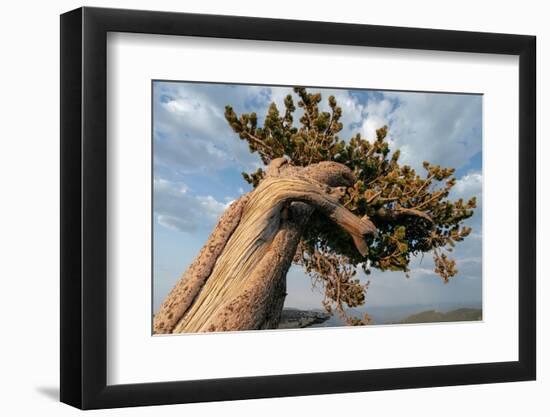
[[60, 6, 536, 410]]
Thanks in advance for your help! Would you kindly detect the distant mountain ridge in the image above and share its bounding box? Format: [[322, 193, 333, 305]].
[[278, 306, 482, 329], [398, 308, 482, 324]]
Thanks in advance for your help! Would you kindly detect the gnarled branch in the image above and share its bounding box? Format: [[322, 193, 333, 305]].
[[374, 206, 433, 224], [170, 162, 375, 333]]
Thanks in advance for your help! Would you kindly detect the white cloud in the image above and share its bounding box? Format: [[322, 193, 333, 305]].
[[272, 88, 482, 174], [154, 177, 230, 233], [317, 89, 365, 140], [409, 267, 437, 277], [155, 83, 482, 178], [267, 87, 293, 111], [456, 257, 482, 265], [361, 92, 482, 172], [196, 195, 230, 221], [361, 98, 393, 140], [158, 214, 199, 232], [154, 82, 268, 177], [450, 171, 482, 201]]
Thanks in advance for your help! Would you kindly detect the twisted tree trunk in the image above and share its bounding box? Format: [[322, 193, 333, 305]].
[[154, 158, 376, 334]]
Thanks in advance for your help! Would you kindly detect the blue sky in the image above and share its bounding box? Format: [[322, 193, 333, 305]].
[[152, 81, 483, 314]]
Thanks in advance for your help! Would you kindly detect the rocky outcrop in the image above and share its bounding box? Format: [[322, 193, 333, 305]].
[[277, 308, 330, 329]]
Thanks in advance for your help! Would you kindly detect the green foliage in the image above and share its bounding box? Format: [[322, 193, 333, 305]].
[[224, 88, 476, 323]]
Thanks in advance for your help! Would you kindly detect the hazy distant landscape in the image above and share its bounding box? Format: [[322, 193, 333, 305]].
[[278, 303, 482, 329], [398, 308, 481, 324]]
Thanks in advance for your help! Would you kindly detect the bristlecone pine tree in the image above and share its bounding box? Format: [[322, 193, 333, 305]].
[[154, 88, 477, 333]]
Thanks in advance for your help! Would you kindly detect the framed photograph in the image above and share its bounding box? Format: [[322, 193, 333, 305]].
[[60, 6, 536, 409]]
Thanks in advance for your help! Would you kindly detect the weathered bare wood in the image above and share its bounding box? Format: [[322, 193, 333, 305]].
[[171, 175, 375, 333], [155, 158, 377, 334]]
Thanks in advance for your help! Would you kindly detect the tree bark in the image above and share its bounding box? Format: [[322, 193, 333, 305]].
[[153, 158, 376, 334]]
